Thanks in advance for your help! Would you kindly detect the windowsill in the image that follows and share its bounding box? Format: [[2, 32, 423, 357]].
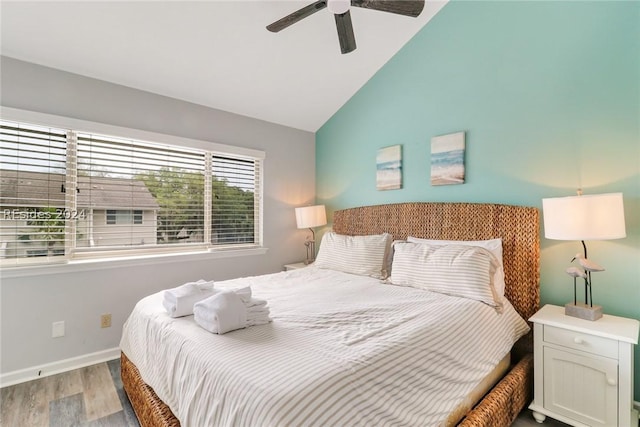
[[0, 246, 269, 279]]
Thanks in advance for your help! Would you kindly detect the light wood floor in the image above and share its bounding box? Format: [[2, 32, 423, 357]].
[[1, 359, 138, 427], [1, 358, 569, 426]]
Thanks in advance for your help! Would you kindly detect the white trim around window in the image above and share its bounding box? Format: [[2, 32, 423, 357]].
[[0, 246, 269, 279]]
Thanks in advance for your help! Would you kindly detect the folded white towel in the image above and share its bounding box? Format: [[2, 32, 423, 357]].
[[163, 280, 216, 318], [248, 310, 269, 318], [193, 287, 271, 334], [194, 291, 247, 334], [247, 307, 269, 317], [246, 298, 267, 309], [246, 314, 271, 326], [233, 286, 252, 301], [246, 317, 271, 327]]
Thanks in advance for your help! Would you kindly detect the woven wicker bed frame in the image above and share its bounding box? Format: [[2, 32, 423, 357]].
[[121, 202, 540, 427]]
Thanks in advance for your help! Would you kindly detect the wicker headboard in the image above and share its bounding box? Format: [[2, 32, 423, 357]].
[[333, 202, 540, 322]]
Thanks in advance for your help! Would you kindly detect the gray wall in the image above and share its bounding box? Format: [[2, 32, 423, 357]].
[[0, 57, 316, 374]]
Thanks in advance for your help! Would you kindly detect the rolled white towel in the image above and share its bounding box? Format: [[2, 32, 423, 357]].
[[163, 280, 216, 318], [194, 287, 271, 334], [194, 291, 247, 334]]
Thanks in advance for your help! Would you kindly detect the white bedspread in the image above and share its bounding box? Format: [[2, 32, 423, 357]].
[[120, 267, 529, 427]]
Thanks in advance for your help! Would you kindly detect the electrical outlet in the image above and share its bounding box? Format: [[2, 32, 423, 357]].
[[52, 321, 65, 338], [100, 313, 112, 328]]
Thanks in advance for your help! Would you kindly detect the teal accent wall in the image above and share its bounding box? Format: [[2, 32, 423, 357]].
[[317, 1, 640, 400]]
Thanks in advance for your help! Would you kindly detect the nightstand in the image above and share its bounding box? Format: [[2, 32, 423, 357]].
[[529, 304, 639, 427], [283, 262, 308, 271]]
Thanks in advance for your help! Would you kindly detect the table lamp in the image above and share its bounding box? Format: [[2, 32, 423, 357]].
[[542, 192, 626, 320], [295, 205, 327, 264]]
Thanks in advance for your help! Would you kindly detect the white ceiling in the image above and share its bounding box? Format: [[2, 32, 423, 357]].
[[1, 0, 447, 132]]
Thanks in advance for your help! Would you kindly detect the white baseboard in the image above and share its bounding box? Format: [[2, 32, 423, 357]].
[[0, 347, 120, 388]]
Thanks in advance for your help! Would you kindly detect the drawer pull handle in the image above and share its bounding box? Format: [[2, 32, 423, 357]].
[[606, 377, 617, 386], [573, 337, 584, 345]]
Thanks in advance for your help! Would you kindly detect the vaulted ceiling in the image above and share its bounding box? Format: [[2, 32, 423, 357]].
[[1, 1, 447, 132]]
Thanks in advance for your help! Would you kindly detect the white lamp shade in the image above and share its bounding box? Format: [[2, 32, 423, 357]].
[[295, 205, 327, 229], [542, 193, 626, 240]]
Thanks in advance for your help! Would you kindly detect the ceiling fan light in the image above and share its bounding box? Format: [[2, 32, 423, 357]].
[[327, 0, 350, 15]]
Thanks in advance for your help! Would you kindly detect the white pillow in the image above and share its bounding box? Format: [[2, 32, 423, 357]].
[[407, 236, 506, 298], [390, 242, 501, 307], [315, 232, 392, 279]]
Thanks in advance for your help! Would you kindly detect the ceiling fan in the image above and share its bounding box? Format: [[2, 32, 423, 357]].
[[266, 0, 425, 54]]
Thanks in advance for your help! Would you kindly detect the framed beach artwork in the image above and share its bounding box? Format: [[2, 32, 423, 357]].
[[376, 145, 402, 190], [430, 131, 465, 186]]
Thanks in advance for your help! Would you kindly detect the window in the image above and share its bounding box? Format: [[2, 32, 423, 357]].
[[211, 155, 260, 245], [106, 210, 143, 225], [76, 132, 206, 250], [0, 121, 68, 262], [0, 117, 264, 267]]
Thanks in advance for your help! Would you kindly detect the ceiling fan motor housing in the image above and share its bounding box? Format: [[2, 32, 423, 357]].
[[327, 0, 350, 15]]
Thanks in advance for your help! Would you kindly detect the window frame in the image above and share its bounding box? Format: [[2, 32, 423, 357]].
[[105, 210, 144, 225], [0, 107, 267, 271]]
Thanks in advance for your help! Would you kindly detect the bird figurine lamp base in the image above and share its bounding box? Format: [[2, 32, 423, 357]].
[[565, 302, 603, 321]]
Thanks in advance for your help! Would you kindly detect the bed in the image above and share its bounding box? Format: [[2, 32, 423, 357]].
[[121, 202, 540, 427]]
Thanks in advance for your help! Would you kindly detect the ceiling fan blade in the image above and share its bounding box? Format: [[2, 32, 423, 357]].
[[334, 10, 356, 54], [351, 0, 425, 17], [267, 1, 327, 33]]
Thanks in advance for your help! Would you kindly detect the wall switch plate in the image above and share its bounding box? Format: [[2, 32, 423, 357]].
[[100, 314, 111, 328], [52, 321, 65, 338]]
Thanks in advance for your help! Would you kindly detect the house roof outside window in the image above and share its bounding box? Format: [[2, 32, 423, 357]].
[[0, 170, 160, 210]]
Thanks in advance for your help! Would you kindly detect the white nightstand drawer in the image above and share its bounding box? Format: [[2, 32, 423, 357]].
[[544, 325, 617, 359]]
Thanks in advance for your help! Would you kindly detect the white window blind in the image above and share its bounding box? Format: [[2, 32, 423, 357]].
[[0, 120, 68, 264], [76, 133, 206, 252], [0, 117, 264, 267], [211, 155, 260, 245]]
